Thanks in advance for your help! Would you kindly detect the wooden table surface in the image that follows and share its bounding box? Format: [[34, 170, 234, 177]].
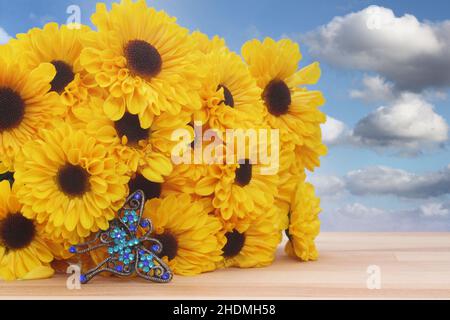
[[1, 233, 450, 300]]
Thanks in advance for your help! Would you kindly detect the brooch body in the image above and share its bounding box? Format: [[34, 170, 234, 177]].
[[69, 190, 173, 284]]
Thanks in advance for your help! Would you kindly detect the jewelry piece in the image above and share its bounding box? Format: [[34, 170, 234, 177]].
[[69, 190, 173, 284]]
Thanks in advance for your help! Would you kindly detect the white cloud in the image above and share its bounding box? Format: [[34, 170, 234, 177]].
[[324, 201, 450, 231], [346, 165, 450, 199], [0, 27, 11, 45], [322, 116, 351, 145], [350, 75, 394, 103], [420, 203, 450, 217], [308, 174, 346, 197], [337, 202, 386, 218], [304, 5, 450, 92], [352, 93, 448, 154]]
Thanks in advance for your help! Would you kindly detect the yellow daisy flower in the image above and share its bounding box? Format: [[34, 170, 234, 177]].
[[195, 139, 279, 223], [10, 22, 103, 115], [80, 0, 202, 128], [0, 181, 58, 280], [194, 45, 265, 131], [285, 182, 321, 261], [274, 139, 306, 231], [242, 38, 327, 171], [72, 97, 193, 183], [0, 47, 60, 171], [143, 194, 222, 276], [14, 124, 130, 245], [220, 208, 282, 268], [191, 31, 227, 54]]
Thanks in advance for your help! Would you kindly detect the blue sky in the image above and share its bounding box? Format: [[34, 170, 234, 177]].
[[1, 0, 449, 231]]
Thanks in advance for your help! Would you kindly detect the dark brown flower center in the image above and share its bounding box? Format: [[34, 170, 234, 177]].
[[50, 60, 75, 93], [263, 80, 291, 116], [0, 87, 25, 132], [222, 229, 246, 258], [0, 213, 36, 250], [125, 40, 162, 78], [0, 171, 14, 186], [57, 164, 90, 197], [217, 85, 235, 107], [114, 113, 149, 145], [235, 159, 252, 187], [128, 174, 162, 201], [154, 232, 178, 261]]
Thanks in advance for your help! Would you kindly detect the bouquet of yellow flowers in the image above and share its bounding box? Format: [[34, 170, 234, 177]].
[[0, 0, 326, 281]]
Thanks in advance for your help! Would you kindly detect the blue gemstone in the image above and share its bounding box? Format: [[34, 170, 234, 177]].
[[139, 250, 146, 255], [129, 225, 136, 232], [80, 274, 87, 283], [133, 193, 142, 200], [152, 244, 160, 252], [162, 273, 170, 281], [116, 265, 123, 272], [143, 261, 149, 267], [69, 246, 77, 254], [140, 220, 149, 228]]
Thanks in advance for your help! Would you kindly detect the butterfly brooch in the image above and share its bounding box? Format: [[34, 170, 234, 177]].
[[69, 190, 173, 284]]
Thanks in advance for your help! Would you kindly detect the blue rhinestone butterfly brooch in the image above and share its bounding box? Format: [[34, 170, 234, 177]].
[[69, 190, 173, 284]]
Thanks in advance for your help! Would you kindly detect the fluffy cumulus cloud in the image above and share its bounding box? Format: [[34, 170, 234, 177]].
[[420, 202, 450, 217], [308, 174, 346, 197], [304, 6, 450, 92], [352, 93, 448, 154], [322, 116, 351, 146], [336, 202, 386, 218], [349, 75, 394, 103], [0, 27, 11, 44], [324, 201, 450, 231], [345, 165, 450, 199]]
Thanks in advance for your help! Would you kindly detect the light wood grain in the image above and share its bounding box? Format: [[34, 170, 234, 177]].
[[1, 233, 450, 299]]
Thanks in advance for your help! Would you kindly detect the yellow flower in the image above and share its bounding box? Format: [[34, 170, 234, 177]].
[[194, 138, 280, 223], [143, 194, 222, 276], [72, 97, 193, 183], [80, 0, 202, 128], [10, 22, 103, 115], [194, 45, 265, 132], [0, 181, 58, 280], [220, 208, 282, 268], [274, 139, 307, 231], [242, 38, 327, 171], [191, 31, 226, 54], [285, 182, 321, 261], [14, 124, 130, 245], [0, 46, 60, 171], [193, 158, 279, 223]]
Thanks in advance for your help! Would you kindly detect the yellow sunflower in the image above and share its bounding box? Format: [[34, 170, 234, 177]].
[[10, 22, 103, 116], [219, 207, 282, 269], [242, 38, 327, 171], [14, 124, 130, 245], [191, 31, 227, 54], [285, 182, 321, 261], [0, 181, 59, 280], [0, 46, 60, 171], [72, 97, 193, 183], [195, 136, 279, 223], [80, 0, 202, 128], [142, 194, 222, 276], [194, 44, 265, 132], [274, 139, 306, 231]]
